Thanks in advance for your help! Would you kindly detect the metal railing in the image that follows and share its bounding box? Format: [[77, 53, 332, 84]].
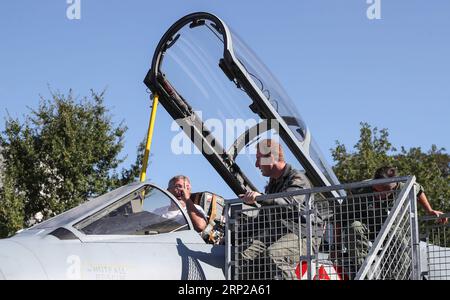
[[421, 213, 450, 280], [224, 176, 422, 280]]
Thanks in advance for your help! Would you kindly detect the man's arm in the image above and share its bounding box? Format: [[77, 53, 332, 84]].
[[417, 192, 448, 224], [185, 200, 207, 232], [178, 186, 207, 232], [239, 191, 261, 205], [239, 174, 309, 206], [263, 172, 311, 206]]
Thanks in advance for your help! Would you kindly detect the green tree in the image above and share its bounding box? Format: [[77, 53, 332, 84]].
[[0, 90, 143, 237], [0, 175, 25, 237], [332, 122, 450, 213], [112, 139, 147, 187]]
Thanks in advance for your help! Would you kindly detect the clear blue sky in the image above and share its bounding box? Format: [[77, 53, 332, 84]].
[[1, 1, 449, 199]]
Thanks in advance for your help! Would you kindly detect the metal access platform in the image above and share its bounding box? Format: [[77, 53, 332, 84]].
[[223, 176, 450, 280]]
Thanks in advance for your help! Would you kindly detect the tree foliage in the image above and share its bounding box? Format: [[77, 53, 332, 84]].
[[332, 122, 450, 214], [0, 90, 143, 237]]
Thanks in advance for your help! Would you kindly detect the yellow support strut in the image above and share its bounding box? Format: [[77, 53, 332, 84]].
[[140, 94, 159, 182]]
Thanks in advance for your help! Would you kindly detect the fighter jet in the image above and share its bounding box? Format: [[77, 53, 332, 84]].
[[0, 12, 343, 280], [0, 183, 225, 279]]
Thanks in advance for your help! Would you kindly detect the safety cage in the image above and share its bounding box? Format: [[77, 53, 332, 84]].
[[222, 176, 449, 280]]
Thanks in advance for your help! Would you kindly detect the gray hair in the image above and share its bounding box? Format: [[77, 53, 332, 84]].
[[167, 175, 191, 189]]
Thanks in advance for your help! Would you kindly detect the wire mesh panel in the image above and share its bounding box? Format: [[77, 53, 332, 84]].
[[233, 204, 307, 280], [320, 190, 411, 280], [422, 213, 450, 280], [226, 177, 421, 280], [359, 193, 413, 279]]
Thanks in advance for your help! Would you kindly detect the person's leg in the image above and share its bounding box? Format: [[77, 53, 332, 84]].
[[347, 221, 370, 278], [267, 233, 300, 279], [268, 234, 322, 280], [241, 239, 266, 260]]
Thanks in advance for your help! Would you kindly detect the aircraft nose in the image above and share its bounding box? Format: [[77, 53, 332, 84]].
[[0, 239, 47, 279]]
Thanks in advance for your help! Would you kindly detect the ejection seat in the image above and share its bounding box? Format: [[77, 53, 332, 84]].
[[190, 191, 226, 244]]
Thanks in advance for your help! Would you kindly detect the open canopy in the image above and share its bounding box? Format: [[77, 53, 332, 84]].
[[144, 12, 340, 196]]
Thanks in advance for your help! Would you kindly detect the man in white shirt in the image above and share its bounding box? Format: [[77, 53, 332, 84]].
[[154, 175, 207, 233]]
